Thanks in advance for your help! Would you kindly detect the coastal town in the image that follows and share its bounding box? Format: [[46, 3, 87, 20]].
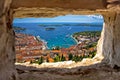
[[15, 31, 101, 64]]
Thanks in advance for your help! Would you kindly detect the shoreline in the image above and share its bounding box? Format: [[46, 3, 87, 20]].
[[35, 36, 48, 49], [71, 35, 79, 44]]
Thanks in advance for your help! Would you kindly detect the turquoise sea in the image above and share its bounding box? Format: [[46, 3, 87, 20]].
[[13, 22, 103, 49]]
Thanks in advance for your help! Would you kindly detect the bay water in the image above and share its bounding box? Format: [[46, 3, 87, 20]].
[[13, 22, 103, 49]]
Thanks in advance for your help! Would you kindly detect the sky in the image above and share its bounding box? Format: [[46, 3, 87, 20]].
[[13, 14, 104, 23]]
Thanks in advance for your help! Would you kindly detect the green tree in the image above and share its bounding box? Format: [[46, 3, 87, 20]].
[[72, 55, 80, 62], [61, 54, 66, 61], [38, 56, 43, 64], [79, 56, 83, 61], [54, 54, 61, 62], [68, 53, 73, 60], [89, 51, 96, 58]]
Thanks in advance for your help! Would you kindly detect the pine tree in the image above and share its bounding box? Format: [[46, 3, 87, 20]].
[[61, 54, 66, 61], [72, 55, 80, 62], [38, 56, 43, 64], [68, 53, 73, 60]]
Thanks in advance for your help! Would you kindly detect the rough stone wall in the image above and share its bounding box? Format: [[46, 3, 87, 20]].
[[106, 12, 120, 67], [0, 0, 120, 80], [95, 11, 120, 68], [0, 0, 18, 80], [12, 0, 106, 9], [112, 13, 120, 67]]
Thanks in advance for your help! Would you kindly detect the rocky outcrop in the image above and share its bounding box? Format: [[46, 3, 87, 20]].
[[104, 12, 120, 67], [0, 0, 18, 80], [95, 11, 120, 68]]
